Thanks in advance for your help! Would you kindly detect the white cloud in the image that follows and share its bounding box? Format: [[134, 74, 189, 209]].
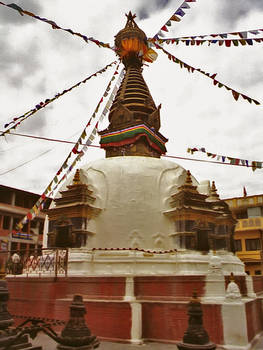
[[0, 0, 263, 200]]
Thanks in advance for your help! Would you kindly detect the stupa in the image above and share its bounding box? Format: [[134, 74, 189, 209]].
[[7, 13, 263, 350], [46, 12, 242, 277]]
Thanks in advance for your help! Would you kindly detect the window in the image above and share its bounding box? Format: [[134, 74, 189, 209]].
[[175, 220, 194, 232], [217, 225, 228, 235], [23, 197, 32, 209], [15, 193, 24, 207], [39, 221, 44, 234], [236, 211, 248, 219], [247, 207, 262, 218], [0, 188, 12, 204], [3, 216, 11, 230], [185, 220, 194, 232], [245, 238, 261, 251], [185, 236, 195, 249], [20, 243, 27, 256], [11, 242, 17, 252], [255, 270, 262, 275], [175, 221, 183, 232], [234, 239, 242, 252]]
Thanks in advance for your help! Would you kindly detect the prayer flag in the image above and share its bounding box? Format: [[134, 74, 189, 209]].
[[175, 9, 185, 17], [243, 187, 247, 197], [232, 90, 240, 101], [161, 25, 168, 32], [170, 15, 181, 22]]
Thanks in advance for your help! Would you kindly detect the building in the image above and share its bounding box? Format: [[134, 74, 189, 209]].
[[0, 184, 50, 258], [225, 193, 263, 276]]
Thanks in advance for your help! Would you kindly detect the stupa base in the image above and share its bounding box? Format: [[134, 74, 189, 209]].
[[176, 342, 216, 350], [6, 271, 263, 350]]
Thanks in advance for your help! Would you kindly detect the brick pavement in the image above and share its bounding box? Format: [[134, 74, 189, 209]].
[[30, 332, 263, 349], [31, 333, 179, 349]]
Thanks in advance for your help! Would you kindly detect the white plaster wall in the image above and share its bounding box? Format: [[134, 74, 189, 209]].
[[80, 156, 195, 250]]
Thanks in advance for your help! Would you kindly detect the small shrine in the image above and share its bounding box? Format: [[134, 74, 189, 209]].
[[45, 169, 100, 248], [164, 170, 236, 252]]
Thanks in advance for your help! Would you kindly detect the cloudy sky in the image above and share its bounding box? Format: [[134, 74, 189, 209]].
[[0, 0, 262, 200]]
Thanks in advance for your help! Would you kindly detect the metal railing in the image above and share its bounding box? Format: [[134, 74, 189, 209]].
[[235, 217, 263, 231], [0, 248, 68, 277]]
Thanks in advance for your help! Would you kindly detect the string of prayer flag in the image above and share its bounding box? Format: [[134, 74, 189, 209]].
[[16, 66, 125, 230], [1, 61, 117, 137], [149, 37, 263, 47], [154, 43, 260, 105], [153, 27, 263, 42], [154, 0, 197, 38], [0, 2, 112, 49], [187, 147, 263, 172]]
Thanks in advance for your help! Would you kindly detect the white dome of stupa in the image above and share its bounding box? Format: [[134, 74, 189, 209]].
[[60, 156, 198, 250]]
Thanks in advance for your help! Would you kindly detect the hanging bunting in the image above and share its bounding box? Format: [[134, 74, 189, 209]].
[[16, 66, 125, 231], [154, 43, 260, 105], [149, 27, 263, 42], [149, 37, 263, 47], [0, 2, 112, 49], [1, 61, 117, 137], [51, 68, 125, 194], [153, 0, 197, 38], [187, 147, 263, 172]]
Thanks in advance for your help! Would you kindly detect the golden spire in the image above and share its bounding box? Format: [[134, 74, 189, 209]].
[[72, 169, 81, 185], [99, 13, 167, 158], [185, 170, 193, 186], [114, 11, 148, 69], [177, 170, 198, 193], [210, 181, 220, 200]]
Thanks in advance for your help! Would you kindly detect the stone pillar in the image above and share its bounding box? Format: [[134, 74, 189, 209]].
[[130, 302, 142, 344], [0, 280, 13, 330], [124, 277, 135, 301], [222, 273, 249, 348], [176, 291, 216, 350], [57, 295, 99, 350]]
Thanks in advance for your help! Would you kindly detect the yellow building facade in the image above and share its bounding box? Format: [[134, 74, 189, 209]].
[[225, 194, 263, 275]]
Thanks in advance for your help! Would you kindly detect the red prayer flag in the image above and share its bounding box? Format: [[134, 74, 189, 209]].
[[232, 90, 240, 101], [72, 146, 79, 154], [27, 212, 33, 220], [243, 186, 247, 197], [161, 25, 168, 32]]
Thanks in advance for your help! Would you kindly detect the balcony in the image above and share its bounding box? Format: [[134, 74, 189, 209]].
[[235, 217, 263, 232]]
